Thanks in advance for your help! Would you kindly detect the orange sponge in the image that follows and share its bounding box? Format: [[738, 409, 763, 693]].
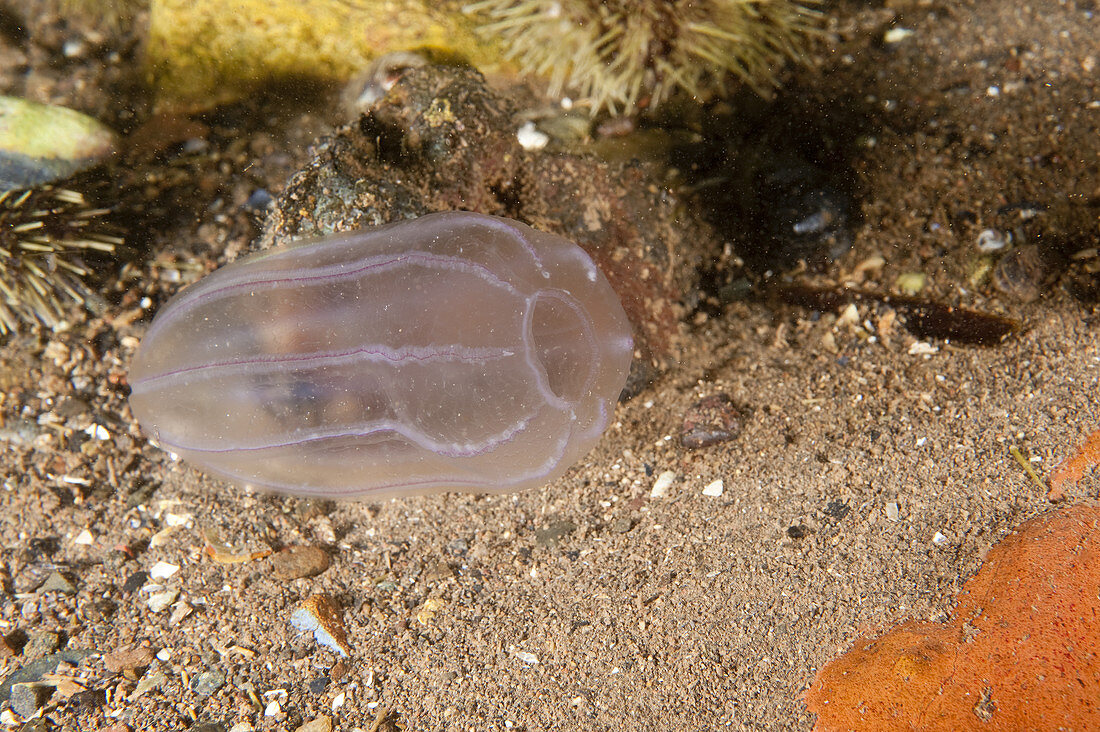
[[804, 502, 1100, 731]]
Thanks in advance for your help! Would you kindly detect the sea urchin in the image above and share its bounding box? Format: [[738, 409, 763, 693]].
[[0, 186, 121, 334], [466, 0, 819, 114]]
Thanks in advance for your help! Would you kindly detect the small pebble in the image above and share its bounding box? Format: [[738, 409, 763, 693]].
[[1, 630, 27, 658], [38, 571, 76, 595], [895, 272, 926, 295], [885, 502, 900, 522], [270, 546, 331, 581], [69, 688, 107, 711], [680, 394, 746, 449], [191, 669, 226, 697], [104, 645, 155, 673], [534, 519, 576, 548], [147, 588, 179, 613], [416, 598, 446, 626], [189, 723, 227, 732], [128, 669, 166, 701], [610, 517, 634, 534], [149, 561, 180, 580], [650, 470, 675, 498], [121, 571, 148, 594], [169, 599, 193, 626], [514, 650, 538, 664], [294, 718, 333, 732], [702, 479, 724, 497], [932, 531, 949, 546], [22, 631, 60, 661], [290, 595, 351, 657], [9, 682, 52, 718], [307, 677, 330, 695]]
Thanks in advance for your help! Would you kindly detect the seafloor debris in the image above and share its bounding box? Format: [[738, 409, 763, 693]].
[[777, 285, 1019, 345], [1047, 428, 1100, 501], [290, 594, 351, 658], [804, 502, 1100, 731], [680, 393, 747, 449]]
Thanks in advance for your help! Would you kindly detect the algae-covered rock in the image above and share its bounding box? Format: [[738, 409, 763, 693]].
[[145, 0, 499, 110], [261, 65, 720, 387], [0, 96, 117, 191]]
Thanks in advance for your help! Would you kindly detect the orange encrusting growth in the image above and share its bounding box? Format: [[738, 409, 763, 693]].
[[804, 502, 1100, 731], [1048, 428, 1100, 501]]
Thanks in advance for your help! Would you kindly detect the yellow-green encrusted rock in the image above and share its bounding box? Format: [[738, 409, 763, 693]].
[[0, 96, 117, 191], [144, 0, 501, 110]]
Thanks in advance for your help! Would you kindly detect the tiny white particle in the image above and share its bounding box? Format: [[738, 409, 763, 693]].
[[73, 529, 95, 546], [515, 650, 539, 664], [84, 424, 110, 440], [885, 502, 900, 522], [933, 531, 949, 546], [156, 648, 172, 661], [516, 121, 549, 151], [702, 479, 724, 497], [908, 341, 938, 356], [976, 228, 1007, 252], [883, 27, 913, 43]]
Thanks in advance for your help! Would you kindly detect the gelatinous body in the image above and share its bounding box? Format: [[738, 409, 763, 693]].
[[129, 212, 634, 499]]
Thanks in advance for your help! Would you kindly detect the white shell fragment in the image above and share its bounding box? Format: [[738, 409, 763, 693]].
[[702, 479, 724, 497], [651, 470, 675, 498]]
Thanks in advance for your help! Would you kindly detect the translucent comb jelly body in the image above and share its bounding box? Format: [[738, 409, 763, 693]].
[[128, 212, 634, 499]]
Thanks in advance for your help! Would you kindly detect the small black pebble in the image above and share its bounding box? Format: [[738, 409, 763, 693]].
[[70, 688, 106, 711], [122, 570, 148, 594], [824, 500, 850, 520], [309, 676, 330, 694], [786, 525, 807, 540]]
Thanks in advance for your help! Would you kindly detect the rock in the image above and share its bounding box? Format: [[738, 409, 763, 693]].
[[293, 717, 332, 732], [534, 519, 576, 548], [269, 546, 330, 581], [290, 595, 351, 657], [191, 669, 226, 697], [9, 682, 52, 718], [22, 632, 60, 662], [37, 572, 76, 595], [103, 646, 155, 673], [680, 394, 747, 449], [262, 65, 722, 388]]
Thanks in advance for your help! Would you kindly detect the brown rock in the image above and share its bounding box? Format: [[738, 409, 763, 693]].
[[294, 717, 333, 732], [680, 394, 747, 449], [270, 545, 331, 581], [102, 645, 155, 673], [262, 66, 722, 389]]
